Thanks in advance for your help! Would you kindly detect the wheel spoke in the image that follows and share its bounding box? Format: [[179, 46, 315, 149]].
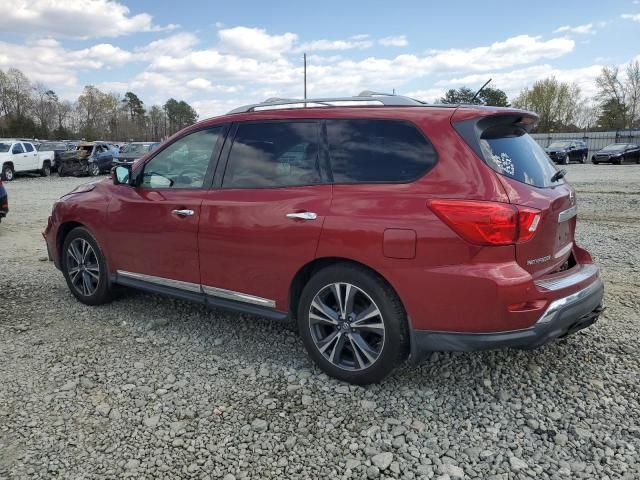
[[352, 304, 381, 325], [348, 334, 366, 369], [331, 283, 344, 317], [310, 299, 339, 324], [317, 330, 340, 353], [68, 242, 82, 264], [82, 272, 92, 295], [328, 332, 346, 364], [344, 284, 356, 317], [352, 321, 385, 333], [350, 332, 378, 365]]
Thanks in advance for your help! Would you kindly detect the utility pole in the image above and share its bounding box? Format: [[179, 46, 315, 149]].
[[303, 53, 307, 100]]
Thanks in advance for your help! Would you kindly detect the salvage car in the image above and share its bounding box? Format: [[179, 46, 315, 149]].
[[58, 142, 114, 177], [545, 140, 588, 164], [37, 141, 70, 171], [112, 142, 159, 167], [44, 93, 604, 384], [0, 139, 55, 180], [592, 143, 640, 164], [0, 178, 8, 223]]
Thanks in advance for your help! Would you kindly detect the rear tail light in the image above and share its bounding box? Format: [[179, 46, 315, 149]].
[[428, 200, 541, 246]]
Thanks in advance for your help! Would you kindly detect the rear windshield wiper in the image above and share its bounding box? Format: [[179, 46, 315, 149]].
[[551, 169, 566, 183]]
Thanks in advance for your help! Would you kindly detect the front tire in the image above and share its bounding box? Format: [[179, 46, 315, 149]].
[[580, 153, 586, 164], [297, 264, 409, 384], [62, 227, 112, 306], [2, 164, 15, 181], [562, 155, 569, 165], [40, 161, 51, 177], [89, 162, 100, 176]]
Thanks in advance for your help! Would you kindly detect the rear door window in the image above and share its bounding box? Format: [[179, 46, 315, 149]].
[[24, 143, 34, 152], [222, 121, 321, 189], [326, 119, 436, 183], [480, 128, 562, 188]]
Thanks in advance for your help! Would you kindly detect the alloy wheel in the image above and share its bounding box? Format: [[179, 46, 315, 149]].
[[66, 238, 100, 296], [308, 282, 385, 371], [90, 163, 100, 176]]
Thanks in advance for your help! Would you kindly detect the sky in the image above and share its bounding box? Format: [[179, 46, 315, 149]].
[[1, 0, 639, 118]]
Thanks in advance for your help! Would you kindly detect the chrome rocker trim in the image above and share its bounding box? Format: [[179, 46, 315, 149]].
[[116, 270, 276, 309]]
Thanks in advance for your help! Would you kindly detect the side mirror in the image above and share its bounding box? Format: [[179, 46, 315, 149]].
[[112, 165, 132, 185]]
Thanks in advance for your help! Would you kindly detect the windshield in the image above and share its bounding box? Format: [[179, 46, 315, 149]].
[[122, 143, 153, 154], [480, 128, 563, 188], [548, 141, 571, 148], [602, 144, 627, 151], [38, 142, 67, 151], [0, 143, 10, 153]]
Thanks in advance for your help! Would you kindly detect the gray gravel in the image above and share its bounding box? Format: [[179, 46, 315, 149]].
[[1, 165, 640, 479]]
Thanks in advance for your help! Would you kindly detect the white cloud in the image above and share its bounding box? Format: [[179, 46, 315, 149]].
[[404, 88, 446, 103], [379, 35, 408, 47], [217, 26, 297, 59], [295, 36, 373, 52], [136, 33, 199, 59], [621, 13, 640, 22], [0, 0, 177, 39], [0, 38, 133, 87], [554, 23, 595, 34]]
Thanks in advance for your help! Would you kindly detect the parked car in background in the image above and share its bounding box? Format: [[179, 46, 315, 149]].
[[545, 140, 588, 164], [112, 142, 160, 167], [58, 142, 114, 177], [0, 140, 55, 180], [0, 179, 8, 223], [44, 94, 604, 384], [37, 141, 70, 171], [592, 143, 640, 164]]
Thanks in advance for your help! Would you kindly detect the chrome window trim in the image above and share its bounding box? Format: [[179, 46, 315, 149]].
[[117, 270, 202, 293], [535, 264, 598, 291], [115, 270, 276, 308], [536, 277, 602, 325], [202, 285, 276, 308], [558, 205, 577, 223]]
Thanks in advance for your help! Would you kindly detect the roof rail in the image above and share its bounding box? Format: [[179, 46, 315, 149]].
[[227, 92, 426, 114]]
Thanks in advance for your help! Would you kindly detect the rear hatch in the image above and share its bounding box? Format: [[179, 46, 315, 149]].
[[452, 110, 576, 277]]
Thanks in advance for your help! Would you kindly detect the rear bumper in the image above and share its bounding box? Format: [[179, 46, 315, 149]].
[[411, 276, 604, 355]]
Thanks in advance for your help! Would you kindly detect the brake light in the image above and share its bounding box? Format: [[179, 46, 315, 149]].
[[429, 200, 541, 246]]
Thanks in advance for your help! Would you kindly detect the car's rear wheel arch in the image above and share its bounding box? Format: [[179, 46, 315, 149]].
[[289, 257, 406, 319]]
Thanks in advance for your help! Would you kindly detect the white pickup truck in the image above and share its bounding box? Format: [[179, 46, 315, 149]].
[[0, 140, 55, 181]]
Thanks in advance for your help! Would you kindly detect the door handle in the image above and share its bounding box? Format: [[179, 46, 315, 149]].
[[172, 209, 195, 217], [286, 211, 317, 220]]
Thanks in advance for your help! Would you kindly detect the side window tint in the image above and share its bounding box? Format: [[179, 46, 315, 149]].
[[13, 143, 24, 154], [223, 121, 321, 189], [141, 128, 221, 189], [24, 143, 34, 152], [326, 119, 437, 183]]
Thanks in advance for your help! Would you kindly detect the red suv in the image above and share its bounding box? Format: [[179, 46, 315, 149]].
[[44, 94, 604, 384]]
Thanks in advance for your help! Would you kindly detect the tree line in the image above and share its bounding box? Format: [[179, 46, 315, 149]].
[[0, 68, 198, 141], [439, 60, 640, 133], [2, 60, 640, 139]]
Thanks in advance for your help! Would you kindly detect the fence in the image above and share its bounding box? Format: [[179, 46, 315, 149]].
[[530, 130, 640, 159]]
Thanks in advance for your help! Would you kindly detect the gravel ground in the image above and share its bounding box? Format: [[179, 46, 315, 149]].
[[1, 165, 639, 479]]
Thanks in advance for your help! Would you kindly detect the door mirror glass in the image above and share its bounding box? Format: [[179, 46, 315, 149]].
[[112, 165, 131, 185]]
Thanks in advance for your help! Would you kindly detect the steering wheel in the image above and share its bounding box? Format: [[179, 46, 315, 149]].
[[176, 168, 205, 185]]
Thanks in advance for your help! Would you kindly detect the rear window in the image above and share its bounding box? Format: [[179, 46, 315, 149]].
[[223, 121, 322, 189], [326, 119, 436, 183], [480, 128, 562, 188]]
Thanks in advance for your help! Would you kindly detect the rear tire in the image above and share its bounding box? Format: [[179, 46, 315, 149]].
[[61, 227, 112, 306], [297, 264, 409, 384], [40, 161, 51, 177], [2, 164, 15, 181]]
